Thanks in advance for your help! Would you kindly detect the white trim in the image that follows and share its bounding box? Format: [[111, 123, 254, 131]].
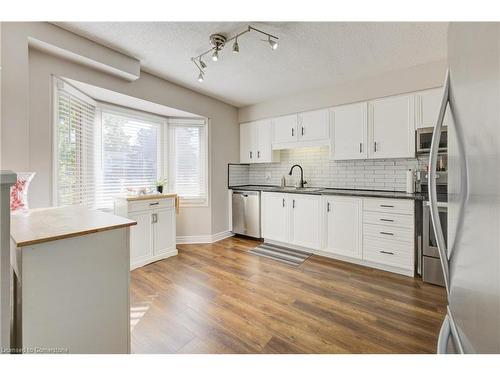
[[265, 238, 415, 277], [176, 230, 234, 244]]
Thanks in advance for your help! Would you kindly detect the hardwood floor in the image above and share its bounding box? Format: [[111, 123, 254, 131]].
[[130, 236, 447, 354]]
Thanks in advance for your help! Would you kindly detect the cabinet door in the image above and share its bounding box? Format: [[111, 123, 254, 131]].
[[273, 114, 298, 144], [256, 119, 279, 163], [240, 122, 256, 163], [416, 88, 453, 129], [289, 194, 321, 249], [154, 207, 176, 256], [368, 94, 415, 159], [298, 109, 329, 142], [128, 211, 154, 267], [261, 192, 288, 242], [323, 196, 362, 259], [331, 102, 367, 160]]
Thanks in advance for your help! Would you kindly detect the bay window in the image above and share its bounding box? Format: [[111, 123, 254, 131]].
[[54, 78, 208, 210]]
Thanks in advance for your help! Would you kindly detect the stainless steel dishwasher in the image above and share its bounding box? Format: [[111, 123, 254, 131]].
[[232, 190, 261, 238]]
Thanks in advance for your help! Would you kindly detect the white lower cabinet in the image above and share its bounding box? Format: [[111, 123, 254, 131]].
[[323, 196, 362, 259], [261, 192, 415, 277], [289, 194, 321, 249], [114, 196, 178, 270], [261, 192, 288, 242], [261, 192, 320, 248]]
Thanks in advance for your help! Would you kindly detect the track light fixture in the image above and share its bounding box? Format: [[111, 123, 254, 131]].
[[232, 38, 239, 54], [199, 58, 207, 70], [211, 49, 219, 62], [267, 36, 278, 50], [191, 25, 279, 82]]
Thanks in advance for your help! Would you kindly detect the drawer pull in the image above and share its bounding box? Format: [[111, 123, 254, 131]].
[[380, 231, 394, 236], [380, 204, 394, 208], [380, 250, 394, 255], [380, 218, 394, 222], [149, 202, 160, 206]]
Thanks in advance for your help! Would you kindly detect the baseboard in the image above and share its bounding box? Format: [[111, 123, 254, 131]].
[[176, 230, 234, 244], [130, 248, 178, 271]]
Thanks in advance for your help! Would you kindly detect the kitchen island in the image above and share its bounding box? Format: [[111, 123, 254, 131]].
[[10, 206, 136, 354]]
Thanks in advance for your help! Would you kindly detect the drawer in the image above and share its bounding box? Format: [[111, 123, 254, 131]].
[[363, 223, 414, 243], [363, 198, 414, 215], [363, 211, 414, 229], [363, 241, 414, 270], [128, 198, 174, 213]]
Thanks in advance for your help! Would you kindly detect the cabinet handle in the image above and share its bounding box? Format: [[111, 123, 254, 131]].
[[327, 202, 330, 212], [152, 213, 158, 224], [380, 250, 394, 255], [380, 231, 394, 236], [149, 202, 159, 206], [380, 218, 394, 222], [249, 151, 253, 159], [257, 151, 260, 158], [292, 199, 296, 209], [291, 128, 294, 137], [374, 141, 377, 152], [380, 204, 394, 208], [359, 142, 363, 153], [301, 126, 305, 136], [282, 198, 285, 207]]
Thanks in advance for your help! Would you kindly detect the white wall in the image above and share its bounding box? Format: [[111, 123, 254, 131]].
[[1, 22, 239, 238], [238, 60, 447, 123]]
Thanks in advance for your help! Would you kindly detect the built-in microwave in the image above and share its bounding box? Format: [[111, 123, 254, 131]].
[[416, 126, 447, 154]]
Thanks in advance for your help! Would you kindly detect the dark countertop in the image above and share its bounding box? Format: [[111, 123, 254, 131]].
[[229, 185, 424, 200]]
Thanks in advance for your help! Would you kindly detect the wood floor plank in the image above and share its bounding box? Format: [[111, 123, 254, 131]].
[[130, 236, 447, 354]]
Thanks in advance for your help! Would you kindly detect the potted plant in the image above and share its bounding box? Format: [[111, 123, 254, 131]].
[[155, 178, 167, 194]]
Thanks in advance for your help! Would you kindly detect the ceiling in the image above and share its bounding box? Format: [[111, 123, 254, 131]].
[[55, 22, 448, 108]]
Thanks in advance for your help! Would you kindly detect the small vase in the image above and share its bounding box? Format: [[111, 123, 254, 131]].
[[156, 185, 163, 194]]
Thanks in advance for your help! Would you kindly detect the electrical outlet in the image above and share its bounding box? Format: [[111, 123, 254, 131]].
[[265, 172, 272, 181]]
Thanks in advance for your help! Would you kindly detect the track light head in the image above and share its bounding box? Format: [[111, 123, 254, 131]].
[[268, 36, 278, 50], [199, 58, 207, 70], [212, 49, 219, 62], [197, 72, 204, 83], [232, 38, 239, 54]]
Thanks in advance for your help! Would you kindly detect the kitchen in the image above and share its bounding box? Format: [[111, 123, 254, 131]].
[[0, 8, 499, 372]]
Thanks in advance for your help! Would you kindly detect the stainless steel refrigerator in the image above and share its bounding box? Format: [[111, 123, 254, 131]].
[[432, 23, 500, 353]]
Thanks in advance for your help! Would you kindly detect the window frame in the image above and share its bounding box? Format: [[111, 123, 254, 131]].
[[167, 118, 209, 207]]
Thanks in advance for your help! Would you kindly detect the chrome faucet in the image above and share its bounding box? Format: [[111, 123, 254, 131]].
[[288, 164, 307, 188]]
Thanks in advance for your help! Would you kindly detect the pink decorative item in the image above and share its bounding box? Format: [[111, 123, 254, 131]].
[[10, 172, 35, 212]]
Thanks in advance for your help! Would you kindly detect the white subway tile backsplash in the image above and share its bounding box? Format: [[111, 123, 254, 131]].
[[230, 146, 421, 192]]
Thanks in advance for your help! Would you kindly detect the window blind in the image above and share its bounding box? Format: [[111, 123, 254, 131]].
[[168, 120, 208, 204], [55, 79, 98, 207], [98, 110, 161, 209]]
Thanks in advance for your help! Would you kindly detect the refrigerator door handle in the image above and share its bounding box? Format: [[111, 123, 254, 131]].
[[429, 69, 451, 296], [437, 314, 451, 354]]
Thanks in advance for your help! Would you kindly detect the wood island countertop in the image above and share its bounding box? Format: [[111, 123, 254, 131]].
[[10, 206, 136, 248]]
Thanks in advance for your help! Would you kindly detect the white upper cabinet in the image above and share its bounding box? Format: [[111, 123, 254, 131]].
[[289, 194, 321, 249], [239, 120, 280, 164], [416, 88, 442, 129], [368, 94, 415, 159], [297, 109, 330, 142], [330, 102, 368, 160], [323, 196, 362, 259], [272, 114, 298, 144], [416, 87, 452, 129], [239, 122, 254, 163]]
